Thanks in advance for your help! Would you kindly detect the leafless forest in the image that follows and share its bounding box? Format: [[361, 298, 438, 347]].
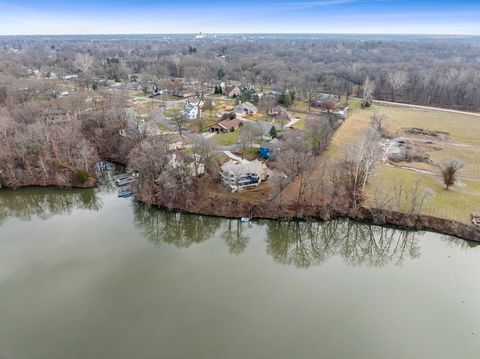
[[2, 35, 480, 109]]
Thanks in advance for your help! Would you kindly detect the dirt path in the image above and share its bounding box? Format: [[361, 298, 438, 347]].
[[381, 161, 480, 182]]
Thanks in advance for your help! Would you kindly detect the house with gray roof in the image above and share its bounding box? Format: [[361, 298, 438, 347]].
[[234, 102, 258, 117]]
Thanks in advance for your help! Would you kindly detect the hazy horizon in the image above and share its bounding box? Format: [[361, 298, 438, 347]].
[[1, 0, 479, 36]]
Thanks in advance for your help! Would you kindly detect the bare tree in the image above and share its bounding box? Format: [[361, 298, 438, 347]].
[[386, 70, 408, 102], [362, 76, 375, 108], [438, 158, 463, 190], [171, 110, 187, 137], [191, 137, 216, 173], [304, 115, 333, 154], [319, 100, 338, 115], [276, 133, 315, 203], [343, 129, 383, 206], [74, 53, 95, 74], [203, 99, 215, 118], [238, 123, 263, 158], [369, 112, 387, 133]]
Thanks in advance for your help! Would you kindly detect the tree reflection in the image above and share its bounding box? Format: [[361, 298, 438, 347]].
[[222, 219, 249, 255], [133, 203, 222, 248], [266, 220, 421, 268], [94, 161, 127, 194], [0, 187, 101, 224]]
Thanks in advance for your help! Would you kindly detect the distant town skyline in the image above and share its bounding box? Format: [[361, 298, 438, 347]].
[[0, 0, 479, 36]]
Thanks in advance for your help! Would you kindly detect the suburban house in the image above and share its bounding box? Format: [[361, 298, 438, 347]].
[[183, 101, 200, 120], [259, 128, 304, 159], [209, 118, 244, 133], [234, 102, 258, 117], [268, 106, 292, 122], [223, 86, 241, 98], [170, 90, 197, 98], [310, 93, 338, 107], [220, 160, 268, 191]]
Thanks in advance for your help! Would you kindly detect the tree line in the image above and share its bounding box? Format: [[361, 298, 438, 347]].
[[1, 36, 479, 110]]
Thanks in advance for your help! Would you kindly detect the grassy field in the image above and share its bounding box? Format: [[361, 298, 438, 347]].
[[328, 99, 480, 224]]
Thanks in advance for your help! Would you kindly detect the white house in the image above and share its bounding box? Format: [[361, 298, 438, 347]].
[[183, 102, 199, 120]]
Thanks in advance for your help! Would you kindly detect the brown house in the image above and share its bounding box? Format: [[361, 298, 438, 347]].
[[223, 86, 241, 98], [268, 106, 292, 122], [209, 118, 244, 133]]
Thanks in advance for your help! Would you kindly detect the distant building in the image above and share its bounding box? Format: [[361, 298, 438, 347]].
[[220, 160, 268, 191], [268, 106, 292, 122], [310, 93, 337, 107], [223, 86, 241, 98], [195, 32, 208, 40]]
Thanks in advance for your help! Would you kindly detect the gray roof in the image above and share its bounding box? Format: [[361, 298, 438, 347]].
[[234, 102, 257, 113]]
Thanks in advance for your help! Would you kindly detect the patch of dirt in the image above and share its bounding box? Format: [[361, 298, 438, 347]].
[[403, 127, 450, 140], [385, 138, 443, 163]]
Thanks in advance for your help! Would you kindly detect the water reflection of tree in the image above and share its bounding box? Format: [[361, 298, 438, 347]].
[[94, 161, 126, 194], [133, 203, 222, 248], [266, 220, 421, 268], [222, 219, 249, 255], [0, 187, 101, 224]]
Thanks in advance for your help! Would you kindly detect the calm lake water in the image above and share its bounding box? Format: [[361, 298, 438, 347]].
[[1, 173, 480, 358]]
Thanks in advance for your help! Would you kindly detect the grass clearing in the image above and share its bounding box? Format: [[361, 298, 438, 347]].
[[328, 100, 480, 224], [214, 130, 240, 146], [366, 165, 480, 223]]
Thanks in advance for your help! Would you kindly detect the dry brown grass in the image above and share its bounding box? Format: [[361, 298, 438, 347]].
[[330, 99, 480, 224]]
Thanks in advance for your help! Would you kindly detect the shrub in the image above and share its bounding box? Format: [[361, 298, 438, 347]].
[[75, 169, 89, 184]]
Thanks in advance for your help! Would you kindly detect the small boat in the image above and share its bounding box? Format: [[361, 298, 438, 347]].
[[117, 186, 133, 198], [118, 192, 133, 199], [240, 217, 251, 222], [114, 172, 139, 187]]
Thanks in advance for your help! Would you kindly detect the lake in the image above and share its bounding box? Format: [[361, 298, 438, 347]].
[[1, 174, 479, 359]]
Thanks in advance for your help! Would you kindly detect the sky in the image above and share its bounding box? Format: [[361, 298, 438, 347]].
[[0, 0, 479, 36]]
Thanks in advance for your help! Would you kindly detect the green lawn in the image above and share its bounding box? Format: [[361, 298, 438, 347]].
[[234, 147, 259, 161], [214, 130, 240, 146], [366, 164, 480, 224]]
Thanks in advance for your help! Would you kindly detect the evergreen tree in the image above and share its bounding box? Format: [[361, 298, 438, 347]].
[[270, 126, 278, 139], [279, 92, 292, 107]]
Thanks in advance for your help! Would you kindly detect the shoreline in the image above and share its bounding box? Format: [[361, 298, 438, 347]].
[[2, 180, 479, 242], [133, 188, 480, 243]]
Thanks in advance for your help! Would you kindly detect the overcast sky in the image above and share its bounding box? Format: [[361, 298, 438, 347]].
[[0, 0, 479, 35]]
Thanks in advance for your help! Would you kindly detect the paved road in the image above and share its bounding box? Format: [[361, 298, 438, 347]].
[[371, 99, 480, 117], [151, 108, 201, 142]]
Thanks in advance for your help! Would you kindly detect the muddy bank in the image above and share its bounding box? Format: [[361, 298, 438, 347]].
[[1, 174, 97, 190], [135, 190, 480, 242]]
